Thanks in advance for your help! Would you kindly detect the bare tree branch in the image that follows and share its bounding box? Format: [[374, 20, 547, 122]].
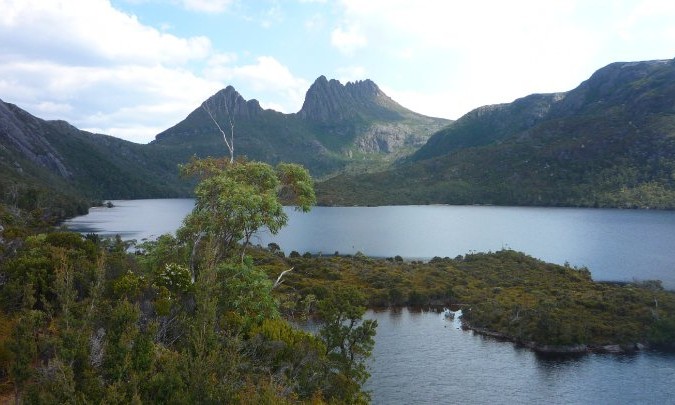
[[202, 99, 235, 163], [273, 267, 294, 289]]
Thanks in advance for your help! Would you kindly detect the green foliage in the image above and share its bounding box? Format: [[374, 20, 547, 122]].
[[0, 231, 99, 313], [317, 286, 377, 403], [0, 161, 379, 403], [249, 319, 327, 399], [137, 233, 189, 272], [649, 316, 675, 350], [216, 260, 280, 333], [7, 310, 42, 403], [258, 247, 675, 349], [112, 271, 145, 299], [155, 263, 193, 295], [180, 158, 316, 266]]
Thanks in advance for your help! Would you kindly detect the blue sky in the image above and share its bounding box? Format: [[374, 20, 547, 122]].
[[1, 0, 675, 143]]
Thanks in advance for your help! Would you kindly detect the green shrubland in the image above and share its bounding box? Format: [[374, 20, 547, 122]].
[[0, 158, 376, 404]]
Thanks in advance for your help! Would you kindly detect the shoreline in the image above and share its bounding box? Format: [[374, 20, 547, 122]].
[[465, 323, 649, 355], [369, 305, 652, 355]]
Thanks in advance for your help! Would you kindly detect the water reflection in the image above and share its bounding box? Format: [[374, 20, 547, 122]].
[[364, 308, 674, 405]]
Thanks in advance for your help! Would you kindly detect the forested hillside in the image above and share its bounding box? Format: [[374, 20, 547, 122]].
[[0, 99, 191, 220], [317, 59, 675, 208]]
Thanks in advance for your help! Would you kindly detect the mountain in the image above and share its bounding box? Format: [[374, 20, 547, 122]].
[[153, 85, 343, 176], [317, 59, 675, 209], [0, 76, 449, 217], [153, 77, 450, 177], [299, 76, 446, 155], [0, 99, 190, 218]]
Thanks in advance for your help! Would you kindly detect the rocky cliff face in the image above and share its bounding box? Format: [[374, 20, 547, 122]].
[[297, 76, 451, 155], [203, 86, 264, 120], [298, 76, 401, 122], [0, 100, 72, 178], [154, 77, 451, 167]]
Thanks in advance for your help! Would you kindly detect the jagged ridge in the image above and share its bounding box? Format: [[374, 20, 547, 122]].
[[153, 77, 450, 173]]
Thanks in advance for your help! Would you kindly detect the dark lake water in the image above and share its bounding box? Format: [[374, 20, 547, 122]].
[[364, 309, 675, 405], [64, 199, 675, 289], [64, 200, 675, 404]]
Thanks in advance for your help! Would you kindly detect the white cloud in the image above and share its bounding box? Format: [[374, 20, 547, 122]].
[[35, 101, 74, 115], [205, 55, 309, 113], [0, 0, 223, 143], [331, 0, 675, 119], [3, 0, 675, 144], [331, 24, 367, 55], [2, 60, 219, 142], [304, 13, 325, 31], [328, 1, 607, 118], [179, 0, 235, 13], [0, 0, 316, 143], [335, 66, 367, 83], [0, 0, 212, 66]]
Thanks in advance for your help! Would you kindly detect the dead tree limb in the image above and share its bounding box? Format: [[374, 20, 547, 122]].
[[202, 100, 235, 163], [273, 267, 294, 289]]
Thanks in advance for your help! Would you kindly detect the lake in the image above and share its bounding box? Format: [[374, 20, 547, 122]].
[[364, 308, 674, 405], [64, 200, 675, 404], [64, 199, 675, 289]]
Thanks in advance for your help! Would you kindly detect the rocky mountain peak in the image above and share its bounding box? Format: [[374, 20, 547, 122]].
[[298, 76, 399, 122], [203, 85, 263, 120]]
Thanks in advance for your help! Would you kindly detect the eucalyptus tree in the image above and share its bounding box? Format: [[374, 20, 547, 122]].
[[179, 157, 315, 278], [317, 286, 377, 403]]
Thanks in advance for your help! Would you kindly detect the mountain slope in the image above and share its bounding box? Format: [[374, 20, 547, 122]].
[[317, 59, 675, 209], [153, 86, 342, 176], [1, 76, 450, 217], [0, 99, 190, 218], [153, 78, 450, 177]]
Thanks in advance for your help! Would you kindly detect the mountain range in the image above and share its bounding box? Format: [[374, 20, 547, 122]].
[[153, 76, 449, 176], [0, 76, 449, 217], [317, 59, 675, 209], [2, 58, 675, 218]]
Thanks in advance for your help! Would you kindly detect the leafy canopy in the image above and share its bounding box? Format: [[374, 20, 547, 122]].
[[179, 157, 315, 265]]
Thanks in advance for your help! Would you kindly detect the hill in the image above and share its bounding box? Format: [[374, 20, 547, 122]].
[[317, 59, 675, 209]]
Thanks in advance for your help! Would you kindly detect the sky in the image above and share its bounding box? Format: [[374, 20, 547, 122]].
[[1, 0, 675, 144]]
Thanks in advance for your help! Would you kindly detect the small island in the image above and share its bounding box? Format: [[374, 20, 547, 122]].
[[252, 247, 675, 354]]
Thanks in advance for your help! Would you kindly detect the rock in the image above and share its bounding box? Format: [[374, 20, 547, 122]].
[[598, 344, 623, 353], [532, 344, 589, 354], [201, 86, 263, 120], [298, 76, 388, 122], [298, 76, 450, 155]]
